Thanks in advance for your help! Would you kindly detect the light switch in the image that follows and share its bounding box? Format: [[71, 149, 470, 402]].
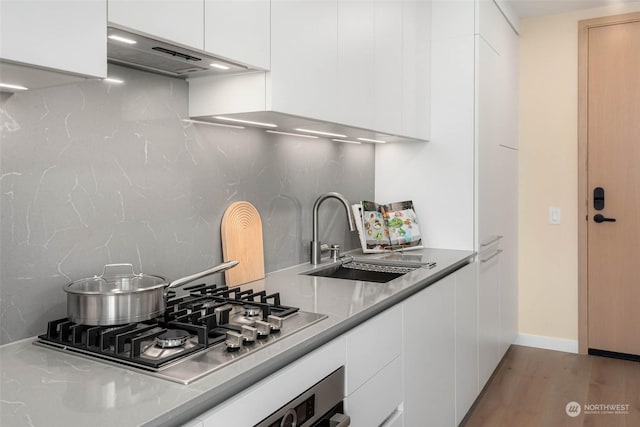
[[549, 207, 561, 225]]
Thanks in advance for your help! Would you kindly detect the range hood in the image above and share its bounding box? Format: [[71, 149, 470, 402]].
[[107, 26, 258, 78]]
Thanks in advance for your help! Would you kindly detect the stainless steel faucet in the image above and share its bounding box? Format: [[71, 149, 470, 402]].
[[310, 192, 356, 264]]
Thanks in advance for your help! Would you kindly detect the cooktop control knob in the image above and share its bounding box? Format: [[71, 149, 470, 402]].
[[241, 325, 258, 344], [254, 320, 271, 338], [225, 331, 243, 351], [267, 315, 283, 332]]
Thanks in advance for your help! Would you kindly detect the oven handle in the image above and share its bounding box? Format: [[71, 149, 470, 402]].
[[329, 413, 351, 427]]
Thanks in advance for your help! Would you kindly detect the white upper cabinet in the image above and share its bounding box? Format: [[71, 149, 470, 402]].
[[189, 0, 430, 141], [401, 0, 431, 140], [476, 0, 507, 53], [108, 0, 270, 70], [336, 0, 427, 137], [270, 0, 338, 122], [374, 0, 403, 136], [337, 0, 375, 129], [204, 0, 270, 70], [108, 0, 204, 49], [0, 0, 107, 83]]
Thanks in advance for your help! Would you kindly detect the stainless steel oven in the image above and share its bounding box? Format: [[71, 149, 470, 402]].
[[255, 367, 350, 427]]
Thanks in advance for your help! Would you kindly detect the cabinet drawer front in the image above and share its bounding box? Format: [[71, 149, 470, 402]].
[[346, 305, 402, 395], [198, 337, 346, 426], [345, 356, 402, 427]]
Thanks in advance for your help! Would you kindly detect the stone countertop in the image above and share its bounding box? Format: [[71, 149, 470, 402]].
[[0, 248, 474, 427]]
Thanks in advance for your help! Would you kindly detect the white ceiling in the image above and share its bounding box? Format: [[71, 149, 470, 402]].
[[506, 0, 639, 19]]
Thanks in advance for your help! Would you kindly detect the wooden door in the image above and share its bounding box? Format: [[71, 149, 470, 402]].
[[583, 15, 640, 356]]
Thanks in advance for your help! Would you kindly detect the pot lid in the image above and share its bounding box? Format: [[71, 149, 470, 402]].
[[64, 264, 166, 295]]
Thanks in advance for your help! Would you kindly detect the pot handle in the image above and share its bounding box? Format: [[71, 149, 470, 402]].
[[164, 260, 239, 296], [100, 263, 138, 279]]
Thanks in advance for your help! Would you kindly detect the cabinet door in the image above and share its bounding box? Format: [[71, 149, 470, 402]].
[[204, 0, 270, 70], [455, 262, 479, 424], [108, 0, 204, 49], [477, 0, 518, 361], [196, 337, 346, 426], [344, 307, 402, 427], [404, 276, 455, 426], [374, 0, 403, 135], [498, 12, 519, 149], [498, 147, 518, 357], [401, 0, 431, 140], [345, 356, 402, 427], [478, 248, 501, 389], [345, 305, 402, 395], [476, 35, 502, 248], [337, 0, 375, 129], [476, 0, 508, 55], [0, 0, 106, 78], [270, 0, 338, 122]]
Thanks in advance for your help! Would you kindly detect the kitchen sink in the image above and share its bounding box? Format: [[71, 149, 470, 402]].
[[301, 258, 428, 283]]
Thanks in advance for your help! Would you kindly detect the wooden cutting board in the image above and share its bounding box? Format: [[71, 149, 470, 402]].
[[221, 201, 265, 287]]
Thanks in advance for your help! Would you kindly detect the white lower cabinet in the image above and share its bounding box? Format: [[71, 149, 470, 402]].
[[403, 263, 480, 427], [478, 246, 502, 390], [455, 262, 479, 425], [194, 337, 346, 426], [344, 305, 403, 427], [345, 356, 402, 427], [498, 148, 519, 358], [345, 305, 402, 395], [403, 274, 456, 426]]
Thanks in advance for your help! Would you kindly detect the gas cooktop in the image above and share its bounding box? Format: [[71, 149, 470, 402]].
[[35, 283, 326, 384]]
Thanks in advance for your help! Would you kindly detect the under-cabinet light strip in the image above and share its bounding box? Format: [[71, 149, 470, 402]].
[[357, 137, 387, 144], [331, 138, 362, 145], [108, 35, 137, 45], [210, 63, 230, 70], [266, 130, 319, 139], [182, 119, 245, 129], [103, 78, 124, 84], [294, 128, 348, 138], [213, 116, 277, 128], [0, 83, 29, 91]]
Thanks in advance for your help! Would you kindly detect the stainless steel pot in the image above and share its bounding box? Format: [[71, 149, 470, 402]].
[[64, 261, 239, 325]]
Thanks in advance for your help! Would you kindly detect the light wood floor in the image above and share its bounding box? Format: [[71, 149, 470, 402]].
[[462, 345, 640, 427]]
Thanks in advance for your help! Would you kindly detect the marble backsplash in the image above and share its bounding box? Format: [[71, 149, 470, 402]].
[[0, 65, 373, 344]]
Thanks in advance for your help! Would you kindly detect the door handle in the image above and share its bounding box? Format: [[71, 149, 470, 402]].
[[593, 214, 616, 223]]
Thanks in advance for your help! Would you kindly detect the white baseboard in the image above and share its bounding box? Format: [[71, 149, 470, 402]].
[[514, 333, 579, 354]]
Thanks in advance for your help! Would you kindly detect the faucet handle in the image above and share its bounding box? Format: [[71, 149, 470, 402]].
[[329, 244, 341, 261]]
